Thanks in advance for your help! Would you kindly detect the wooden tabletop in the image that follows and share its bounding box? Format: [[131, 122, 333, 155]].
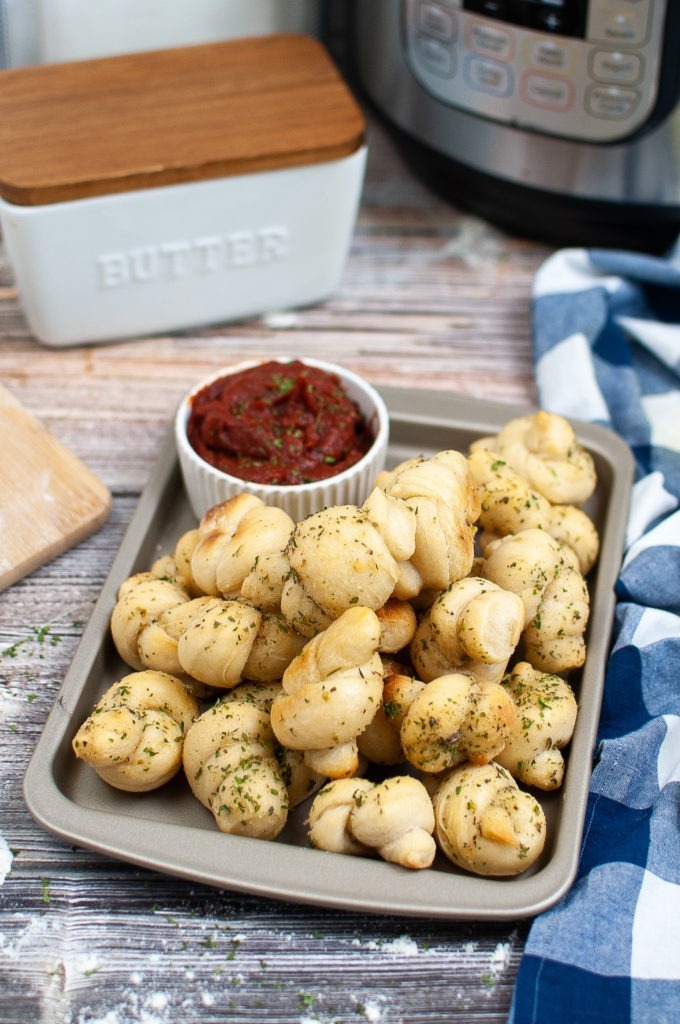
[[0, 97, 553, 1023]]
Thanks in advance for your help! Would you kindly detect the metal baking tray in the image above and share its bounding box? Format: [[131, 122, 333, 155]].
[[23, 387, 634, 920]]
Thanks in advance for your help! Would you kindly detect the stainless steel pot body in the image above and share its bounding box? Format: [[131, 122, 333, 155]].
[[354, 1, 680, 248]]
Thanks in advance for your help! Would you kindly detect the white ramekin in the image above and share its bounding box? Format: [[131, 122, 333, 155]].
[[175, 358, 390, 522]]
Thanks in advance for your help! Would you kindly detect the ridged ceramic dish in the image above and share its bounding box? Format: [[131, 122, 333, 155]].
[[175, 358, 390, 520]]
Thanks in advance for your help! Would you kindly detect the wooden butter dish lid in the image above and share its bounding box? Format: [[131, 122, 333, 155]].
[[0, 34, 365, 207]]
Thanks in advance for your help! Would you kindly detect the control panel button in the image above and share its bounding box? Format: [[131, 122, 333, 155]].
[[467, 20, 514, 60], [588, 4, 652, 46], [591, 50, 642, 85], [417, 1, 458, 41], [464, 54, 513, 95], [587, 84, 641, 119], [522, 72, 574, 111], [533, 8, 574, 35], [526, 37, 574, 73], [415, 33, 457, 75]]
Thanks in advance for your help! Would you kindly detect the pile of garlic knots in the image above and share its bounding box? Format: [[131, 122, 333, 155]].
[[73, 410, 599, 878]]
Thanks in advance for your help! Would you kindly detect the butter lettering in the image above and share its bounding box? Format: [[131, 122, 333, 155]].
[[130, 247, 158, 282], [259, 227, 289, 262], [193, 236, 225, 273], [97, 253, 129, 288], [160, 241, 192, 278], [228, 232, 257, 267], [96, 226, 289, 289]]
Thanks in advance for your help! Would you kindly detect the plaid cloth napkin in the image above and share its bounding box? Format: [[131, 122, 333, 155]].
[[509, 244, 680, 1024]]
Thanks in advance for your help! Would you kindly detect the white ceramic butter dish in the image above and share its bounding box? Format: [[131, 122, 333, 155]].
[[0, 35, 366, 346]]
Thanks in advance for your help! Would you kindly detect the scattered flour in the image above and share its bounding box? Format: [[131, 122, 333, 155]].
[[361, 997, 385, 1021], [71, 953, 101, 978], [74, 989, 174, 1024], [264, 310, 299, 329], [146, 992, 169, 1013], [0, 686, 21, 723], [441, 219, 509, 273], [380, 936, 419, 957], [489, 941, 511, 974], [0, 835, 13, 883], [354, 934, 420, 957], [78, 1012, 121, 1024], [0, 913, 57, 959]]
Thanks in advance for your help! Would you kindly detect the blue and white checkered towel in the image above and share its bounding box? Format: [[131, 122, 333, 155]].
[[509, 244, 680, 1024]]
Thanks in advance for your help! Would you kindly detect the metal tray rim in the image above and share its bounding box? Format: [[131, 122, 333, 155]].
[[23, 386, 635, 921]]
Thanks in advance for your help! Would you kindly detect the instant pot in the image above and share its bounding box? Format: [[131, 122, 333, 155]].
[[354, 0, 680, 251]]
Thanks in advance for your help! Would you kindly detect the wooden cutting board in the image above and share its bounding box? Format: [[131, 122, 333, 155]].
[[0, 383, 111, 592]]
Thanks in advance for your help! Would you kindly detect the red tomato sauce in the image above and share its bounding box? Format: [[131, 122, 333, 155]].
[[186, 360, 375, 486]]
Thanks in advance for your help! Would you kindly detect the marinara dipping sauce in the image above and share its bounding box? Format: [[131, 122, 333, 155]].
[[185, 360, 375, 486]]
